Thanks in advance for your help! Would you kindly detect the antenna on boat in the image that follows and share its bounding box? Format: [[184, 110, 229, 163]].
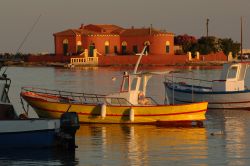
[[133, 46, 148, 74], [2, 14, 42, 75], [240, 16, 243, 62], [16, 14, 42, 54]]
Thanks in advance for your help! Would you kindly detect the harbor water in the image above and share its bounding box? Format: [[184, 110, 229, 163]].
[[1, 66, 250, 165]]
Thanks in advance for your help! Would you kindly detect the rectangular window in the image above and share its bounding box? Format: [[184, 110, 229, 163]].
[[105, 46, 109, 54], [63, 44, 68, 56], [122, 46, 127, 55], [166, 46, 170, 53], [121, 76, 129, 92], [227, 66, 238, 79], [131, 78, 138, 90], [133, 45, 138, 54], [114, 46, 118, 54], [145, 46, 150, 54], [77, 45, 83, 55]]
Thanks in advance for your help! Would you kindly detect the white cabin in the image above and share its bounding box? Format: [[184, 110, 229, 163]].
[[212, 62, 249, 92], [106, 72, 151, 105]]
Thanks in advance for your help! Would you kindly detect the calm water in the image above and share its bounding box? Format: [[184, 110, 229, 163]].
[[1, 66, 250, 166]]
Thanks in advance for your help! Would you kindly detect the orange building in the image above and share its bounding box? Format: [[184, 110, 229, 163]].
[[53, 24, 174, 57]]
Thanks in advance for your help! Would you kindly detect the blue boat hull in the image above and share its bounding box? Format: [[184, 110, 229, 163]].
[[165, 82, 250, 109], [0, 129, 57, 148]]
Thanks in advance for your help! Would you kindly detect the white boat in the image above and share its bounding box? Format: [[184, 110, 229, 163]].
[[0, 68, 79, 149], [164, 62, 250, 109]]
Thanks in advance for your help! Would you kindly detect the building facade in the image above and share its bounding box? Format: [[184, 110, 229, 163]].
[[53, 24, 174, 57]]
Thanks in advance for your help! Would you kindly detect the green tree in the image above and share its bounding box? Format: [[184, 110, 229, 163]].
[[190, 42, 199, 56], [197, 36, 220, 54], [219, 38, 240, 57], [174, 34, 197, 53], [15, 52, 23, 59]]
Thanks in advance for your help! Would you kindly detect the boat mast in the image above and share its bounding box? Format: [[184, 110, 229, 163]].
[[241, 16, 243, 62], [2, 14, 42, 75], [133, 46, 147, 74]]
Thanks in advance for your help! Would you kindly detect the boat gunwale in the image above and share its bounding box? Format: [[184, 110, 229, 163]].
[[26, 102, 207, 117], [165, 82, 250, 94], [0, 129, 57, 135], [174, 97, 250, 105], [21, 91, 207, 108]]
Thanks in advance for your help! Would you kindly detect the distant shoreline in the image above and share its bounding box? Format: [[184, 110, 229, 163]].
[[3, 60, 226, 68]]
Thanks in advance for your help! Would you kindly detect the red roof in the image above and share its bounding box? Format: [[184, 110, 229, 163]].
[[54, 24, 173, 36], [81, 24, 123, 34], [94, 24, 123, 31], [120, 28, 172, 36], [53, 29, 81, 36]]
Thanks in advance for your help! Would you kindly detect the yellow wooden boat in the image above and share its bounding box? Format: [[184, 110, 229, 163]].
[[20, 46, 207, 126], [20, 71, 207, 126]]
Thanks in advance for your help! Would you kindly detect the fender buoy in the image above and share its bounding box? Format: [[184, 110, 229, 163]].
[[129, 108, 134, 122], [101, 103, 106, 119]]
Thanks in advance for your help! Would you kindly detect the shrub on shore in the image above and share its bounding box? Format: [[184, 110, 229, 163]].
[[175, 35, 240, 57]]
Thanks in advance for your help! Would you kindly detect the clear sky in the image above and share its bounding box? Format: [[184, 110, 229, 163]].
[[0, 0, 250, 54]]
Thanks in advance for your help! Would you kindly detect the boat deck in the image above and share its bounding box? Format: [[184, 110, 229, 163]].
[[21, 87, 158, 106]]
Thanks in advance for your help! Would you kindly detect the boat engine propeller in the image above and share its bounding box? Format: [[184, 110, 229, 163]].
[[57, 112, 80, 150]]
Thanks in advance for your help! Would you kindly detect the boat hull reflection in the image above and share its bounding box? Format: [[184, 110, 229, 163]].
[[76, 124, 207, 165]]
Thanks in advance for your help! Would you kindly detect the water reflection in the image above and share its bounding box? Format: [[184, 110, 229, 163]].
[[0, 148, 78, 166], [5, 66, 250, 165], [206, 109, 250, 165], [76, 124, 207, 165], [223, 110, 250, 165]]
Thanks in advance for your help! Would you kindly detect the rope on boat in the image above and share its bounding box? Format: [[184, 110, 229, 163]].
[[66, 104, 72, 112], [20, 95, 29, 115]]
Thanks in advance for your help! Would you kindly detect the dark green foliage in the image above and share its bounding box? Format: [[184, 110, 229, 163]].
[[174, 34, 197, 53], [190, 43, 199, 55], [219, 38, 240, 57], [175, 34, 239, 56], [197, 36, 221, 55]]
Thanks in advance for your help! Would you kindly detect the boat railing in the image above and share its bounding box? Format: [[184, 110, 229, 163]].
[[164, 74, 214, 103], [164, 74, 213, 89], [0, 76, 11, 103], [21, 87, 134, 106], [144, 97, 158, 105]]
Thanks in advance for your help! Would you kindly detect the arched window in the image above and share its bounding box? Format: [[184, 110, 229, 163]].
[[144, 41, 150, 53], [133, 45, 138, 54], [105, 41, 110, 54], [166, 41, 170, 53], [121, 41, 127, 55], [63, 39, 69, 55]]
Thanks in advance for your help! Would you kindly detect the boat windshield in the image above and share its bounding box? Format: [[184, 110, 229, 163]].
[[227, 66, 238, 79], [121, 75, 129, 92], [131, 78, 138, 90]]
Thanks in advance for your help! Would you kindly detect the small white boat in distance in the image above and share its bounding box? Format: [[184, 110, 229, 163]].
[[164, 62, 250, 110]]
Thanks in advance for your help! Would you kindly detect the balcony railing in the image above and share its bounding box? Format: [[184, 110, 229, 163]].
[[70, 57, 98, 66]]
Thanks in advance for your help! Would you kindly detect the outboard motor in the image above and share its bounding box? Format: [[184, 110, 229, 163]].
[[59, 112, 80, 150]]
